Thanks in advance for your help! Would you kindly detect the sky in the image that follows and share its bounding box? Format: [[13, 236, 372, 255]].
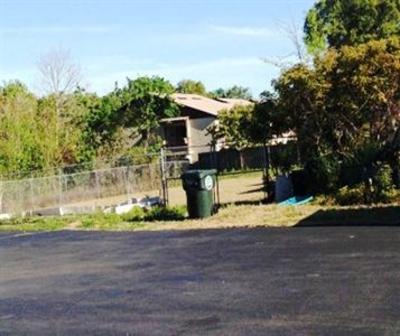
[[0, 0, 315, 97]]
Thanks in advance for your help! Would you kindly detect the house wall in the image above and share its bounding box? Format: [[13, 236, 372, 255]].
[[188, 117, 216, 162]]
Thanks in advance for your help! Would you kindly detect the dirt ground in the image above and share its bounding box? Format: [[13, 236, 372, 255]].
[[168, 172, 265, 206], [63, 172, 265, 209]]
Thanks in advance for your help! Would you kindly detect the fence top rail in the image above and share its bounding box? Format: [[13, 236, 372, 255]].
[[0, 153, 161, 182], [0, 162, 161, 184]]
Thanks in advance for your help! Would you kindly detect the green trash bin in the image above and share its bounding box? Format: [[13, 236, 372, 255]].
[[181, 169, 217, 219]]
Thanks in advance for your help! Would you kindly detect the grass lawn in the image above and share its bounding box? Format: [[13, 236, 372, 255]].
[[0, 202, 399, 232]]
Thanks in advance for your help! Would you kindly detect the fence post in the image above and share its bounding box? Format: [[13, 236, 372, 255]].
[[29, 173, 34, 215], [0, 181, 3, 214], [58, 168, 63, 210], [262, 143, 269, 200], [95, 170, 101, 202], [212, 144, 220, 207], [159, 147, 168, 206], [124, 166, 131, 202]]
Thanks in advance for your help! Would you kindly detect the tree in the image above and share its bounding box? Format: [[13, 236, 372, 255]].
[[214, 104, 254, 168], [176, 79, 207, 95], [262, 19, 311, 69], [37, 47, 84, 163], [211, 86, 253, 100], [213, 91, 282, 148], [274, 37, 400, 189], [304, 0, 400, 53], [37, 47, 82, 95], [0, 82, 57, 176], [325, 37, 400, 170], [115, 76, 179, 149], [216, 105, 254, 149], [82, 91, 124, 160]]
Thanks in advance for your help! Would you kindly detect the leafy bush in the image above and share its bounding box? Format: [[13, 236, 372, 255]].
[[270, 143, 299, 174], [121, 206, 146, 222], [335, 184, 366, 206], [305, 155, 340, 194], [121, 205, 186, 222], [372, 165, 393, 199], [335, 165, 397, 205], [146, 206, 187, 221]]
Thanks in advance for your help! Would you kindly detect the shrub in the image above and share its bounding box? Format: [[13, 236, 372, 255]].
[[335, 165, 398, 205], [335, 184, 366, 206], [121, 206, 146, 222], [305, 155, 340, 194], [146, 206, 186, 221], [121, 205, 187, 222], [372, 164, 394, 201]]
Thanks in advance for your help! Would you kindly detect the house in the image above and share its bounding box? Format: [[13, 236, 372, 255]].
[[160, 93, 253, 163]]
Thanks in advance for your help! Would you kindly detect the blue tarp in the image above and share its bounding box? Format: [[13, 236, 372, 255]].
[[278, 196, 314, 206]]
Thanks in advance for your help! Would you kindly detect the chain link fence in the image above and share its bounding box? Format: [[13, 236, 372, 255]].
[[0, 163, 163, 216], [160, 143, 301, 206], [0, 143, 301, 216]]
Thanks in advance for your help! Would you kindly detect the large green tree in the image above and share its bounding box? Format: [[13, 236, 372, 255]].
[[274, 37, 400, 183], [176, 79, 207, 95], [215, 105, 254, 150], [211, 85, 253, 100], [115, 76, 179, 149], [0, 82, 58, 176], [304, 0, 400, 53]]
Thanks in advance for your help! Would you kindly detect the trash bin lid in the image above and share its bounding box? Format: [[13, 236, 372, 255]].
[[181, 169, 217, 180]]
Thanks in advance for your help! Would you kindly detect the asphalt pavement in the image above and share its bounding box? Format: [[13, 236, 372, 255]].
[[1, 227, 400, 335]]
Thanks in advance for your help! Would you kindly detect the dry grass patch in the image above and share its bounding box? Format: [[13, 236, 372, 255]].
[[142, 204, 322, 231], [1, 203, 399, 232]]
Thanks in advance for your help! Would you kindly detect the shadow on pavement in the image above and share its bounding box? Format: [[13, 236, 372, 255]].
[[295, 205, 400, 227]]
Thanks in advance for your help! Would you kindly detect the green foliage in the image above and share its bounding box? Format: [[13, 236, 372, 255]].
[[250, 92, 282, 144], [372, 165, 394, 201], [211, 86, 253, 100], [305, 155, 341, 194], [80, 212, 122, 229], [304, 0, 400, 53], [83, 93, 121, 150], [146, 205, 186, 221], [335, 165, 396, 205], [0, 74, 262, 179], [0, 215, 70, 232], [115, 76, 179, 148], [0, 81, 61, 176], [335, 184, 366, 206], [176, 79, 207, 95], [270, 143, 300, 175], [273, 63, 328, 161], [116, 146, 159, 166], [121, 205, 186, 222], [214, 94, 279, 149], [215, 104, 254, 149], [0, 81, 103, 177], [275, 37, 400, 172], [120, 206, 146, 222], [79, 76, 178, 162]]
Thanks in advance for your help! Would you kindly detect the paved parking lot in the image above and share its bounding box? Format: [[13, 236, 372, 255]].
[[1, 227, 400, 335]]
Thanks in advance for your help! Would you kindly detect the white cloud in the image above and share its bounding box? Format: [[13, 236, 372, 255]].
[[0, 25, 117, 35], [209, 25, 276, 37]]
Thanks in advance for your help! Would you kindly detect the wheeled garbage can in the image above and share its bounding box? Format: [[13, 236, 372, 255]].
[[181, 169, 217, 219]]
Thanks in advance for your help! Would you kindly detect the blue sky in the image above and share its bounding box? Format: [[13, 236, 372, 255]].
[[0, 0, 315, 97]]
